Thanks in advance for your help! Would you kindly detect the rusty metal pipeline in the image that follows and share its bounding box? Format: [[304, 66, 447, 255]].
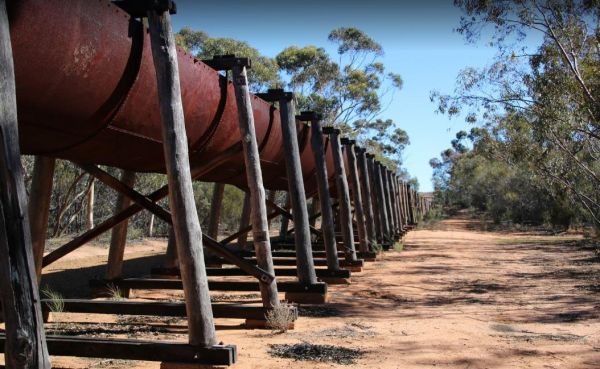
[[7, 0, 336, 195]]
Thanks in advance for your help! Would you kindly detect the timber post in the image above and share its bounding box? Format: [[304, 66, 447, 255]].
[[366, 154, 383, 245], [383, 168, 397, 238], [393, 175, 405, 234], [342, 139, 369, 254], [356, 148, 376, 250], [207, 182, 225, 239], [278, 193, 291, 239], [387, 169, 400, 237], [204, 55, 280, 308], [256, 89, 325, 303], [325, 127, 359, 263], [146, 2, 217, 348], [28, 156, 56, 281], [298, 111, 340, 273], [374, 161, 392, 245], [0, 0, 51, 365], [164, 227, 178, 269], [105, 170, 136, 280], [237, 193, 251, 248]]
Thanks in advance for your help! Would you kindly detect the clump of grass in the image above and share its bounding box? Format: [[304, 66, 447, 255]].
[[41, 286, 64, 314], [265, 302, 296, 333], [393, 241, 403, 252], [105, 283, 125, 301], [370, 241, 383, 254]]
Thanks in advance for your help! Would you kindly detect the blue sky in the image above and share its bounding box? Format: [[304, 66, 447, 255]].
[[171, 0, 499, 192]]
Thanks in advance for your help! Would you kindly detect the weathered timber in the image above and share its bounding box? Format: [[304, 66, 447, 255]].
[[328, 129, 358, 262], [269, 90, 318, 285], [42, 143, 242, 268], [302, 112, 340, 271], [28, 156, 55, 280], [0, 335, 236, 365], [91, 278, 327, 294], [164, 227, 178, 269], [42, 299, 297, 321], [356, 148, 376, 250], [0, 0, 51, 365], [237, 193, 251, 248], [152, 266, 351, 279], [374, 162, 391, 243], [105, 170, 136, 280], [278, 193, 290, 238], [147, 7, 216, 348], [344, 141, 369, 253], [382, 168, 396, 237], [207, 182, 225, 239], [366, 155, 383, 244], [231, 61, 279, 307]]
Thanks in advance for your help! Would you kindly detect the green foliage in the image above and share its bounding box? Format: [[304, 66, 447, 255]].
[[176, 27, 280, 91], [431, 0, 600, 230]]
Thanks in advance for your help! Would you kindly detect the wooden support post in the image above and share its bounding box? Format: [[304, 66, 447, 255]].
[[0, 0, 51, 365], [309, 197, 319, 228], [407, 185, 416, 225], [356, 148, 376, 249], [266, 190, 276, 228], [28, 156, 55, 281], [366, 155, 383, 244], [230, 59, 279, 307], [301, 112, 340, 271], [327, 129, 358, 262], [393, 175, 404, 233], [147, 6, 216, 348], [86, 179, 95, 230], [380, 164, 395, 238], [388, 170, 401, 236], [278, 193, 290, 239], [372, 161, 390, 244], [207, 182, 225, 239], [105, 170, 136, 280], [343, 140, 369, 253], [378, 163, 393, 243], [276, 92, 317, 285], [401, 181, 409, 227], [237, 192, 251, 248], [383, 168, 398, 237], [164, 227, 178, 269]]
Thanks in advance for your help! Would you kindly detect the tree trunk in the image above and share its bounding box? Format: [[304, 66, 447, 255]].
[[148, 214, 155, 237]]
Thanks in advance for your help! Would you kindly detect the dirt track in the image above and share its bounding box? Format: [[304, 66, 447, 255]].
[[3, 215, 600, 368]]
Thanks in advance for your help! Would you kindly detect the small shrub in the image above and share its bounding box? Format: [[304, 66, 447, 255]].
[[370, 241, 383, 254], [393, 242, 403, 252], [41, 286, 64, 314], [265, 302, 296, 333], [106, 283, 125, 301]]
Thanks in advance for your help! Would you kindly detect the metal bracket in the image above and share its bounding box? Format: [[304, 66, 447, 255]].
[[296, 111, 322, 122], [202, 55, 251, 71], [113, 0, 177, 17], [255, 88, 293, 102]]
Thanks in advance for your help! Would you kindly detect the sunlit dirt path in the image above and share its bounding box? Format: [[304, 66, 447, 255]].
[[4, 215, 600, 368]]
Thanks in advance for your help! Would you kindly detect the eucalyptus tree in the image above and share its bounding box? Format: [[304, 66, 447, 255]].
[[432, 0, 600, 227]]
